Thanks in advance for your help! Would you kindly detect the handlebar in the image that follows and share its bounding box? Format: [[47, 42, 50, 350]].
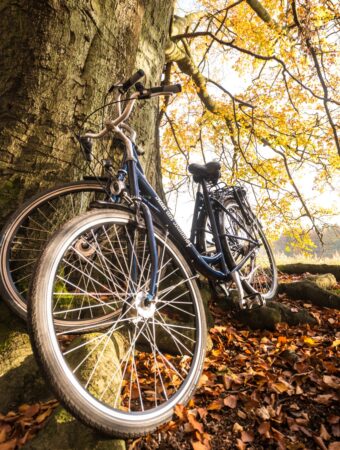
[[121, 69, 145, 93], [150, 84, 182, 95], [83, 82, 181, 141]]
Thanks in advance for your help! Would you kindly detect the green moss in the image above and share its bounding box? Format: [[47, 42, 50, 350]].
[[0, 178, 24, 219], [55, 408, 75, 424]]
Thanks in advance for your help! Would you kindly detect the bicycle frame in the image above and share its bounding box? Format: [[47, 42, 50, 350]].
[[83, 88, 261, 307], [123, 147, 259, 303]]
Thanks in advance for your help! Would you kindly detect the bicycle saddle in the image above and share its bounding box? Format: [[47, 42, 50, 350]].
[[188, 161, 221, 183]]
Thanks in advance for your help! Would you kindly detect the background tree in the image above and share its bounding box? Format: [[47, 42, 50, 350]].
[[162, 0, 339, 251]]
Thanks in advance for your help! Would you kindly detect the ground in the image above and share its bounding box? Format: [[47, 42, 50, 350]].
[[0, 274, 339, 450]]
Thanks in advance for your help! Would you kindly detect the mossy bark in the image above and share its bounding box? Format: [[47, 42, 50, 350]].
[[0, 1, 174, 447], [0, 0, 173, 224], [237, 301, 317, 331], [279, 280, 340, 310]]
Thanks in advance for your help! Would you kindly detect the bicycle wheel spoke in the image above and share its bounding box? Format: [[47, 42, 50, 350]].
[[30, 209, 205, 432]]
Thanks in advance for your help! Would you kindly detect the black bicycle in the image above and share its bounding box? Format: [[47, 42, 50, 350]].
[[27, 70, 277, 437]]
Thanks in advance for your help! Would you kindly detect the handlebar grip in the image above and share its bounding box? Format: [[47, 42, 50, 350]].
[[121, 69, 145, 92], [149, 84, 182, 95]]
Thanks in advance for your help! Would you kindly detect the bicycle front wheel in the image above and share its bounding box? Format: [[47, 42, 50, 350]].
[[29, 208, 206, 437], [0, 180, 107, 321]]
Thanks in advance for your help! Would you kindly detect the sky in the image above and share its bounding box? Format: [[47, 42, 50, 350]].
[[164, 0, 339, 238]]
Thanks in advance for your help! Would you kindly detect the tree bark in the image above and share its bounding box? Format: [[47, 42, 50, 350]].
[[279, 281, 340, 310], [0, 0, 173, 223]]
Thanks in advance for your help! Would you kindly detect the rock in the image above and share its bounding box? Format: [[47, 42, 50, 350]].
[[0, 301, 126, 448], [24, 406, 126, 450], [0, 302, 51, 412]]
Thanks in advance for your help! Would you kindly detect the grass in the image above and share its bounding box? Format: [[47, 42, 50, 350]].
[[274, 251, 340, 266]]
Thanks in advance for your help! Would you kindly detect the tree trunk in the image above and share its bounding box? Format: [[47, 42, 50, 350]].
[[0, 1, 174, 447], [0, 0, 173, 223]]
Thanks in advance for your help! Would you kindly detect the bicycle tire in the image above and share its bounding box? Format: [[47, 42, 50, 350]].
[[0, 180, 107, 322], [198, 198, 278, 300], [28, 208, 206, 437]]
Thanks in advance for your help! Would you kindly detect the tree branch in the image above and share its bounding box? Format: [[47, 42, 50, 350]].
[[291, 0, 340, 155], [245, 0, 275, 25]]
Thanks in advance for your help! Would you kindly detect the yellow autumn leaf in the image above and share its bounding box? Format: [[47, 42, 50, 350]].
[[303, 337, 317, 346]]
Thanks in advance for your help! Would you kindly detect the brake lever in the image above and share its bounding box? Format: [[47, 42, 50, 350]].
[[78, 136, 93, 162]]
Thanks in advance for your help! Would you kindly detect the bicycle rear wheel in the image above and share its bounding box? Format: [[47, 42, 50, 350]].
[[0, 180, 107, 321], [198, 197, 278, 300], [29, 208, 206, 437], [220, 199, 278, 300]]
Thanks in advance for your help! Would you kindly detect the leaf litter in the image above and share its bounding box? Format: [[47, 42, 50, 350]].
[[128, 278, 339, 450], [0, 273, 338, 450]]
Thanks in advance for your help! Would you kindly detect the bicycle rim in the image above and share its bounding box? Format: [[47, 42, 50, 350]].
[[29, 209, 206, 436], [221, 200, 277, 299], [0, 181, 107, 321]]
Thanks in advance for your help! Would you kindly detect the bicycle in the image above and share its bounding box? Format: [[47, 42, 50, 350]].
[[28, 70, 277, 437]]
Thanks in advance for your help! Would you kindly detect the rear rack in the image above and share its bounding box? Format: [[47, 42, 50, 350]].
[[208, 182, 247, 202]]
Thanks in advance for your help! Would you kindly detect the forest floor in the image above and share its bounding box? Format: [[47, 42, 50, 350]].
[[0, 274, 339, 450]]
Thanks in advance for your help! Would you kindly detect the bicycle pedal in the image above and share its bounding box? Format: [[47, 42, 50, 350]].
[[242, 293, 265, 310]]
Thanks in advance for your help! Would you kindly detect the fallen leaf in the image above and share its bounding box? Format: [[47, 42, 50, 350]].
[[328, 442, 340, 450], [320, 424, 331, 441], [258, 421, 271, 438], [332, 424, 340, 438], [191, 440, 208, 450], [18, 404, 40, 417], [313, 435, 327, 450], [223, 395, 238, 409], [237, 410, 247, 419], [188, 413, 204, 434], [197, 408, 207, 420], [207, 399, 223, 411], [128, 437, 142, 450], [174, 404, 187, 421], [0, 439, 17, 450], [35, 408, 53, 424], [233, 422, 243, 434], [222, 375, 232, 390], [323, 375, 340, 390], [314, 394, 334, 405], [241, 430, 254, 443], [328, 416, 339, 425], [198, 374, 209, 387], [303, 336, 317, 346], [236, 438, 246, 450], [295, 385, 303, 395], [271, 381, 291, 394], [0, 427, 9, 445], [256, 406, 271, 420]]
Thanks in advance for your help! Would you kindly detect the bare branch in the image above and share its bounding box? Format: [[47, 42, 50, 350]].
[[291, 0, 340, 155]]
